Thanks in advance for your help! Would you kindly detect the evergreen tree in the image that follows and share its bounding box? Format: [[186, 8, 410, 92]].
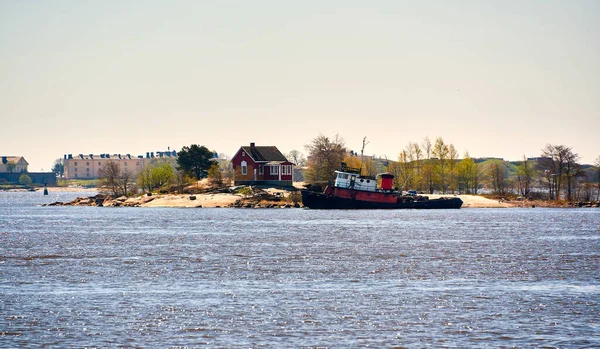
[[177, 144, 214, 180]]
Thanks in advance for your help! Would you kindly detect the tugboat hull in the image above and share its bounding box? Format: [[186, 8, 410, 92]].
[[302, 190, 463, 209]]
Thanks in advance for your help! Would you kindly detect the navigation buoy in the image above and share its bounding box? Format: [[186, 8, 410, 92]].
[[43, 183, 48, 195]]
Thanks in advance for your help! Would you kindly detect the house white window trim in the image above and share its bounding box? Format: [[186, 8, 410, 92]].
[[271, 165, 278, 175], [259, 165, 264, 175], [241, 161, 247, 175]]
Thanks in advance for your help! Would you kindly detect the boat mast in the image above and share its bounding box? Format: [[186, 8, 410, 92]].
[[359, 136, 369, 175]]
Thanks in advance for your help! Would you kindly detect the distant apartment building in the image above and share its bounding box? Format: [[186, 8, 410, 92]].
[[0, 156, 29, 173], [62, 150, 177, 179]]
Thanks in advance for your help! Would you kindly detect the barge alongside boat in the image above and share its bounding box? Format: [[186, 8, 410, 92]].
[[302, 165, 462, 209]]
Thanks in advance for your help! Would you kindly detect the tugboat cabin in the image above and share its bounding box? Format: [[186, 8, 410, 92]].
[[332, 165, 395, 193], [323, 164, 398, 204]]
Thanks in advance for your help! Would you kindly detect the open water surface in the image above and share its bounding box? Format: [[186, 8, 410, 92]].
[[1, 191, 599, 348]]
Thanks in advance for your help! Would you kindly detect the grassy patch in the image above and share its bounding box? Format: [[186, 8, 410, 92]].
[[56, 179, 100, 188]]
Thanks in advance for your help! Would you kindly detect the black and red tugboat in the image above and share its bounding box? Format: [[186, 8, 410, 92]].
[[302, 164, 463, 209]]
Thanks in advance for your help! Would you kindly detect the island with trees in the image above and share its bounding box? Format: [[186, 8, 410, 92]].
[[44, 135, 599, 208]]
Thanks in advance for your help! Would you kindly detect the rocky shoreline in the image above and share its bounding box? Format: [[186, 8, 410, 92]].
[[41, 191, 600, 209], [42, 192, 302, 209]]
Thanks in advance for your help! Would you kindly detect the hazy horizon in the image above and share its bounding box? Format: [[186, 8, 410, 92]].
[[2, 0, 598, 171]]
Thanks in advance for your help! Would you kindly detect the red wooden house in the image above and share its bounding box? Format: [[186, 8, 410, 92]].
[[231, 143, 294, 187]]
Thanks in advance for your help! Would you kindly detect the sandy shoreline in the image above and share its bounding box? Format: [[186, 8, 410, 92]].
[[141, 193, 243, 208], [428, 194, 513, 208]]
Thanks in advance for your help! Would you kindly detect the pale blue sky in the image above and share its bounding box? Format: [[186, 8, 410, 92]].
[[1, 0, 598, 171]]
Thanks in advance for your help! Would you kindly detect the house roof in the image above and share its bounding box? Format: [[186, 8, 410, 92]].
[[241, 146, 288, 162], [1, 156, 28, 165]]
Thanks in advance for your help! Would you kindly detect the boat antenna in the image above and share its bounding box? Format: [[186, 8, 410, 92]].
[[359, 136, 369, 175]]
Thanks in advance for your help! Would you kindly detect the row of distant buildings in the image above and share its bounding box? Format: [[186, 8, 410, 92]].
[[2, 143, 296, 187], [62, 150, 178, 180]]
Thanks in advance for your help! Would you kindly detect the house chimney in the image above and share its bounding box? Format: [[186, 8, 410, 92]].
[[250, 142, 255, 148]]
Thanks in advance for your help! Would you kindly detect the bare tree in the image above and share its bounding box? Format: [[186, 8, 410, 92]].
[[563, 150, 582, 201], [220, 159, 234, 186], [118, 169, 133, 197], [516, 155, 534, 197], [387, 161, 402, 190], [421, 136, 434, 193], [540, 144, 570, 200], [362, 157, 378, 177], [397, 150, 414, 191], [488, 161, 507, 195], [422, 136, 432, 159], [305, 134, 346, 184], [408, 142, 423, 191], [433, 137, 450, 193], [447, 144, 459, 193], [457, 151, 478, 194], [174, 169, 192, 194], [286, 150, 307, 167], [99, 161, 121, 196]]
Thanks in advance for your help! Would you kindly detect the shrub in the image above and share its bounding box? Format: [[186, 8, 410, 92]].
[[19, 174, 32, 186], [236, 187, 253, 197]]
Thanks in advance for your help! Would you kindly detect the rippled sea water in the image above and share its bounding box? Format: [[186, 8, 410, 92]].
[[1, 191, 599, 348]]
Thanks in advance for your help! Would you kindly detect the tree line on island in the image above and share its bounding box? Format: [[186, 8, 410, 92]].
[[303, 134, 599, 203], [50, 135, 599, 202]]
